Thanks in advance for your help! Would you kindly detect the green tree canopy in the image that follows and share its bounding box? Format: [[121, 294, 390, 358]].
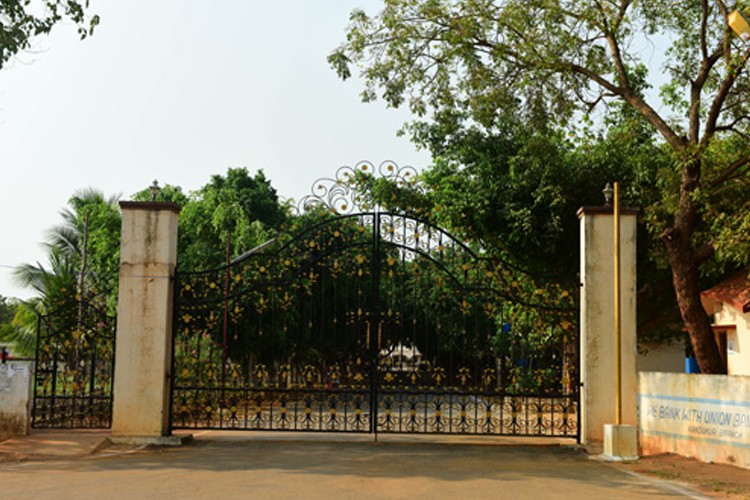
[[11, 189, 121, 355], [0, 0, 99, 70], [0, 295, 21, 353], [331, 0, 750, 373], [134, 169, 290, 271], [178, 168, 289, 270], [14, 188, 121, 311]]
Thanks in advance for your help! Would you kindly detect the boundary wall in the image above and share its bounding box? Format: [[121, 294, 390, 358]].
[[0, 361, 33, 440], [640, 372, 750, 469]]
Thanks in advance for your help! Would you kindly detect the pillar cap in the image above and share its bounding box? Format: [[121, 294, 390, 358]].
[[577, 206, 640, 219], [120, 201, 181, 214]]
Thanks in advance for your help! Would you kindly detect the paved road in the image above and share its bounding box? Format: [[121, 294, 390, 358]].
[[0, 433, 705, 499]]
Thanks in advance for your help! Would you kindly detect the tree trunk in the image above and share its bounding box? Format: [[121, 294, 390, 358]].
[[660, 153, 726, 374], [666, 241, 725, 374]]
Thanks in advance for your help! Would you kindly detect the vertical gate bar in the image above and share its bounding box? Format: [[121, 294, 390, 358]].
[[51, 322, 59, 427], [168, 268, 180, 433], [106, 316, 115, 428], [195, 326, 203, 427], [32, 313, 43, 427], [243, 374, 249, 430], [89, 311, 97, 426], [71, 319, 79, 427], [332, 232, 338, 402], [500, 393, 505, 434], [526, 395, 531, 435], [221, 234, 231, 407], [551, 392, 556, 437], [295, 260, 302, 429], [399, 234, 406, 432], [318, 390, 323, 431], [473, 303, 479, 434], [370, 212, 381, 435], [576, 276, 582, 443]]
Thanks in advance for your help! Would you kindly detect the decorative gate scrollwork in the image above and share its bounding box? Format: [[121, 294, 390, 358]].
[[32, 301, 115, 429], [170, 162, 578, 437]]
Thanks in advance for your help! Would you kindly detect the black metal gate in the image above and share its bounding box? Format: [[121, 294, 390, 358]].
[[171, 209, 578, 437], [32, 301, 116, 429]]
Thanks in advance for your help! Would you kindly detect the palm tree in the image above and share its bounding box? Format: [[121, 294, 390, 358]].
[[2, 298, 41, 357], [12, 188, 122, 350], [18, 189, 120, 303]]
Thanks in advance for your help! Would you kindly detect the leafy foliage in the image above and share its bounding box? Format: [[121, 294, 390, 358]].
[[332, 0, 750, 373], [169, 168, 289, 271], [14, 189, 122, 312], [14, 169, 288, 356], [0, 0, 99, 70], [0, 295, 26, 355]]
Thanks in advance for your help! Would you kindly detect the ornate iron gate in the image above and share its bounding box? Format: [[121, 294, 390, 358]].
[[32, 301, 116, 429], [171, 207, 578, 437]]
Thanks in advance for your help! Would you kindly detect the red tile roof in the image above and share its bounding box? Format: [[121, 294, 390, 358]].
[[701, 270, 750, 313]]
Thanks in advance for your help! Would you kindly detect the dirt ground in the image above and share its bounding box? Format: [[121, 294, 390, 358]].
[[0, 437, 698, 500], [4, 430, 750, 499], [618, 454, 750, 499]]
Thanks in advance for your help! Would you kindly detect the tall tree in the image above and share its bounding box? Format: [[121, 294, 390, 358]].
[[330, 0, 750, 373], [0, 0, 99, 70], [133, 169, 290, 271], [14, 189, 122, 311]]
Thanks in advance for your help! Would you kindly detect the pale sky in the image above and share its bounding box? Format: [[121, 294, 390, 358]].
[[0, 1, 431, 299]]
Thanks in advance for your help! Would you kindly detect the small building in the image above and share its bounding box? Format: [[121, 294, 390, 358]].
[[701, 270, 750, 375], [378, 343, 422, 371]]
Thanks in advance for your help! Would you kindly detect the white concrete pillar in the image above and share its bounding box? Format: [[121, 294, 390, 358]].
[[0, 360, 33, 440], [578, 206, 638, 448], [111, 201, 181, 444]]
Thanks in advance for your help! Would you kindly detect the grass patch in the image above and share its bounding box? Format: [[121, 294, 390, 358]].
[[651, 469, 681, 480]]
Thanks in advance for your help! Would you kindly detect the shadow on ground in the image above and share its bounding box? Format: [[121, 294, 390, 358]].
[[0, 432, 709, 499]]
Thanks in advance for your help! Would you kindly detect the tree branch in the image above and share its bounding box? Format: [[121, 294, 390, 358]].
[[710, 156, 750, 188], [712, 0, 729, 19], [568, 63, 685, 149], [702, 49, 749, 143], [700, 0, 709, 61], [689, 1, 724, 143], [694, 242, 715, 265], [714, 115, 750, 133]]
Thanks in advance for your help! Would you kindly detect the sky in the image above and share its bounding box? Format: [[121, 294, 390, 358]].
[[0, 1, 431, 299]]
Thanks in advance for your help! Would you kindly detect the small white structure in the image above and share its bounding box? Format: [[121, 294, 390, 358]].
[[701, 270, 750, 375], [379, 343, 422, 371]]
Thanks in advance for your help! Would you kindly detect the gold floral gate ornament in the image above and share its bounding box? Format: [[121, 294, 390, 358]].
[[32, 301, 116, 429], [170, 162, 578, 438]]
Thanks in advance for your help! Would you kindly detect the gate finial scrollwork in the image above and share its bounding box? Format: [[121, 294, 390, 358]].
[[296, 160, 420, 215]]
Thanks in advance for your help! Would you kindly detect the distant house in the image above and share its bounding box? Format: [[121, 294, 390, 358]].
[[701, 270, 750, 375]]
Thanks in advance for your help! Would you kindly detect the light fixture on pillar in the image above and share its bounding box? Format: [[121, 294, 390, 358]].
[[149, 180, 161, 201], [602, 183, 614, 206], [729, 10, 750, 41]]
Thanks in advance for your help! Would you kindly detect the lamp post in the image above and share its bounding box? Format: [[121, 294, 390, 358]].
[[149, 180, 161, 201], [613, 182, 622, 426]]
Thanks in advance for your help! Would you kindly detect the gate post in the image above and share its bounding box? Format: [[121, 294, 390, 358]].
[[578, 205, 638, 449], [111, 201, 182, 444]]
